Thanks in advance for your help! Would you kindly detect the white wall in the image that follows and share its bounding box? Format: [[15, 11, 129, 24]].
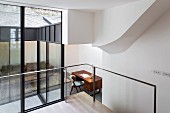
[[95, 0, 170, 54], [65, 7, 170, 113], [78, 44, 102, 72], [63, 9, 94, 44], [68, 10, 94, 44], [62, 10, 68, 44], [100, 9, 170, 113], [65, 44, 79, 72], [94, 0, 155, 47], [79, 44, 102, 67], [65, 44, 102, 73]]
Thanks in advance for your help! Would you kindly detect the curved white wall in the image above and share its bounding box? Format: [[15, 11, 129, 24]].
[[93, 0, 155, 47], [98, 0, 170, 54], [94, 0, 170, 54]]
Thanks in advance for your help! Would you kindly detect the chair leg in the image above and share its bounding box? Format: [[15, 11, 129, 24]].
[[79, 86, 82, 91], [75, 87, 79, 93], [70, 86, 73, 95]]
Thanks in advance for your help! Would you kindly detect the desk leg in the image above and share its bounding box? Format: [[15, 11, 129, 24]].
[[99, 89, 101, 93]]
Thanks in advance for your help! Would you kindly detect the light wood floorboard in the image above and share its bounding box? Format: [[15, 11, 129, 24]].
[[30, 92, 114, 113]]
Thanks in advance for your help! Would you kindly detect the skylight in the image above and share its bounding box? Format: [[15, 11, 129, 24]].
[[0, 4, 61, 27]]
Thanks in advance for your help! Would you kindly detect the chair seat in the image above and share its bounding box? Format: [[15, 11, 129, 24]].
[[72, 81, 84, 87]]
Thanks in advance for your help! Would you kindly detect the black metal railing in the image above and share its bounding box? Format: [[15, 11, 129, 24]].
[[0, 63, 156, 113], [65, 63, 156, 113], [94, 65, 156, 113]]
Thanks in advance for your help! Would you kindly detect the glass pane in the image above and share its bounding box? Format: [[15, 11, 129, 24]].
[[24, 41, 39, 109], [48, 43, 61, 102], [25, 7, 61, 27], [10, 37, 21, 102], [0, 4, 21, 113], [0, 43, 10, 109], [40, 42, 47, 101]]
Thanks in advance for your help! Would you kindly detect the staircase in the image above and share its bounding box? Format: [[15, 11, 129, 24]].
[[93, 0, 170, 54]]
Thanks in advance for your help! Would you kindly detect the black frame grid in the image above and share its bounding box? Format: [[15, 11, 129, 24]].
[[19, 5, 63, 113], [61, 11, 65, 101], [0, 2, 63, 113], [39, 24, 61, 43], [37, 41, 40, 94], [20, 6, 25, 113]]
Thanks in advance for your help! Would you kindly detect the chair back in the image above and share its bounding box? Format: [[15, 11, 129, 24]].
[[69, 74, 76, 81]]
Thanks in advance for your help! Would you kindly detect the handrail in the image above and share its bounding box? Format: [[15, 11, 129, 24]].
[[0, 67, 65, 79], [94, 65, 156, 113], [0, 63, 156, 86], [65, 63, 156, 87], [0, 63, 156, 113], [65, 63, 156, 113], [0, 73, 21, 79], [0, 63, 156, 88], [95, 66, 156, 87], [0, 63, 89, 79]]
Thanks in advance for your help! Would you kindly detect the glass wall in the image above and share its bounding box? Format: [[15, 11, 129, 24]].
[[0, 4, 62, 112], [24, 7, 62, 109], [0, 4, 21, 113]]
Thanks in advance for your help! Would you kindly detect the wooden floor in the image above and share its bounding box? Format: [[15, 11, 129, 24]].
[[30, 92, 114, 113]]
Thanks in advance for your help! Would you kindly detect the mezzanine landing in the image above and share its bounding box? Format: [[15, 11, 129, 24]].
[[30, 92, 114, 113]]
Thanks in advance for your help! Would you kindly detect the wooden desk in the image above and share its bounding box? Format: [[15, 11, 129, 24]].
[[72, 70, 102, 92]]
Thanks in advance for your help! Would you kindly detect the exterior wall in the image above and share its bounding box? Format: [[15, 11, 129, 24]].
[[0, 42, 9, 68], [25, 42, 61, 66]]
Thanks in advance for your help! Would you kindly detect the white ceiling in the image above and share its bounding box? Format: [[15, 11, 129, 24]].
[[1, 0, 141, 11]]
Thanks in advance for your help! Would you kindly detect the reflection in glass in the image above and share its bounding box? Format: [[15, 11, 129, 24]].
[[0, 4, 21, 113], [24, 41, 37, 98], [40, 42, 47, 101], [48, 43, 61, 102]]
